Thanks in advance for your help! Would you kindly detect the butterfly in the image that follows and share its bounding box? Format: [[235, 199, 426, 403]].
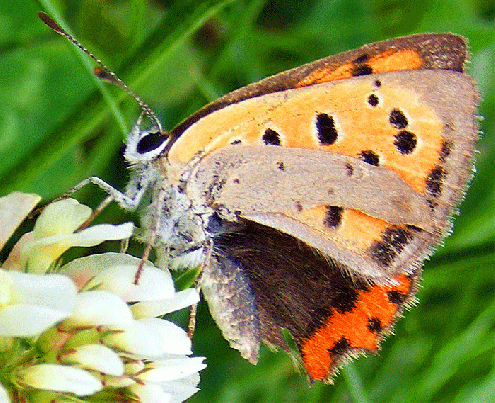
[[39, 12, 478, 382]]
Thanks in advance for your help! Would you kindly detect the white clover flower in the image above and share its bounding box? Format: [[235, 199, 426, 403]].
[[64, 290, 134, 327], [131, 371, 204, 403], [14, 363, 102, 396], [0, 383, 10, 403], [15, 199, 134, 273], [58, 344, 125, 376], [59, 252, 201, 318], [103, 317, 193, 358], [0, 195, 205, 402], [0, 269, 77, 337], [137, 357, 207, 383], [131, 288, 200, 319], [0, 192, 41, 252]]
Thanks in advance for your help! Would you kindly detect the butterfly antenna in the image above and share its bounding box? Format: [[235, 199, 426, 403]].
[[38, 12, 163, 133]]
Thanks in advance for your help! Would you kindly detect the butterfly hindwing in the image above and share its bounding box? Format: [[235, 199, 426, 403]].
[[202, 219, 420, 381]]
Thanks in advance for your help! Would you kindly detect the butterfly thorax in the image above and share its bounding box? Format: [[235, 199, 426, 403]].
[[140, 158, 210, 271]]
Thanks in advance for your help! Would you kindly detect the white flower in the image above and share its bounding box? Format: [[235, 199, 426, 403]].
[[59, 252, 200, 318], [64, 290, 134, 327], [59, 253, 206, 401], [0, 383, 10, 403], [137, 357, 207, 383], [130, 371, 203, 403], [14, 363, 102, 396], [59, 344, 125, 376], [104, 318, 192, 358], [0, 269, 77, 337], [131, 288, 199, 319], [60, 252, 173, 300], [0, 192, 41, 253], [0, 194, 205, 402], [17, 199, 134, 273]]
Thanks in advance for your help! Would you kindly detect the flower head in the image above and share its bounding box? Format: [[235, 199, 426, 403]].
[[0, 194, 205, 402]]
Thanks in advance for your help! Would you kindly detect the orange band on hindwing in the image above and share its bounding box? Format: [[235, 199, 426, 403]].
[[300, 274, 415, 380]]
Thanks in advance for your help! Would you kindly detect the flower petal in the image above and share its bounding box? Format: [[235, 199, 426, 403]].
[[16, 364, 102, 396], [159, 372, 201, 403], [2, 232, 34, 271], [61, 252, 176, 301], [131, 288, 200, 319], [64, 291, 133, 327], [63, 222, 134, 247], [104, 318, 191, 357], [0, 271, 76, 336], [0, 304, 70, 337], [60, 344, 124, 376], [138, 357, 206, 382], [130, 383, 171, 403], [3, 271, 76, 310], [24, 223, 134, 274], [0, 382, 10, 403], [33, 199, 91, 239], [0, 192, 40, 253]]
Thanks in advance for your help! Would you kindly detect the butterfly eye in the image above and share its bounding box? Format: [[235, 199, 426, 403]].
[[125, 126, 169, 164], [137, 131, 168, 154]]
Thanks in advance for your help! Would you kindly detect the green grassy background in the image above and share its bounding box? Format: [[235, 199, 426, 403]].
[[1, 0, 494, 402]]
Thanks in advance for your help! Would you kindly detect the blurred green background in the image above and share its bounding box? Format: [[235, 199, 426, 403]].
[[1, 0, 494, 402]]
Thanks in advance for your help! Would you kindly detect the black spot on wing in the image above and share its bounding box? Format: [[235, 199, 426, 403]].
[[329, 337, 351, 356], [389, 109, 408, 129], [352, 64, 373, 77], [332, 286, 360, 314], [368, 94, 379, 107], [394, 131, 417, 154], [354, 54, 369, 64], [360, 150, 380, 166], [368, 317, 383, 333], [263, 128, 281, 145], [345, 163, 354, 177], [388, 289, 407, 305], [439, 140, 452, 162], [324, 206, 344, 229], [426, 166, 445, 197], [369, 226, 415, 267], [316, 114, 338, 145]]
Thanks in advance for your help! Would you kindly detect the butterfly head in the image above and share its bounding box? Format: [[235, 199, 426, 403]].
[[124, 114, 170, 165]]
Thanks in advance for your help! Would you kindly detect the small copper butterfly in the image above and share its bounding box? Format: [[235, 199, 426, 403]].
[[39, 13, 478, 382]]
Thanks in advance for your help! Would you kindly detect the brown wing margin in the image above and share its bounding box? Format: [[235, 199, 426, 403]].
[[169, 33, 467, 142]]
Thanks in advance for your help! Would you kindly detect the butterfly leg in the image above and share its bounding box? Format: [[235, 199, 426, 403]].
[[187, 241, 211, 338], [65, 176, 147, 211], [133, 185, 167, 285], [58, 172, 154, 233]]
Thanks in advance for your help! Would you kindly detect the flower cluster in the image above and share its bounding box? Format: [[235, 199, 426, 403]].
[[0, 193, 205, 402]]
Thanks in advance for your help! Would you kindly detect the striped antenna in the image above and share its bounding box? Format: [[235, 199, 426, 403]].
[[38, 12, 163, 132]]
